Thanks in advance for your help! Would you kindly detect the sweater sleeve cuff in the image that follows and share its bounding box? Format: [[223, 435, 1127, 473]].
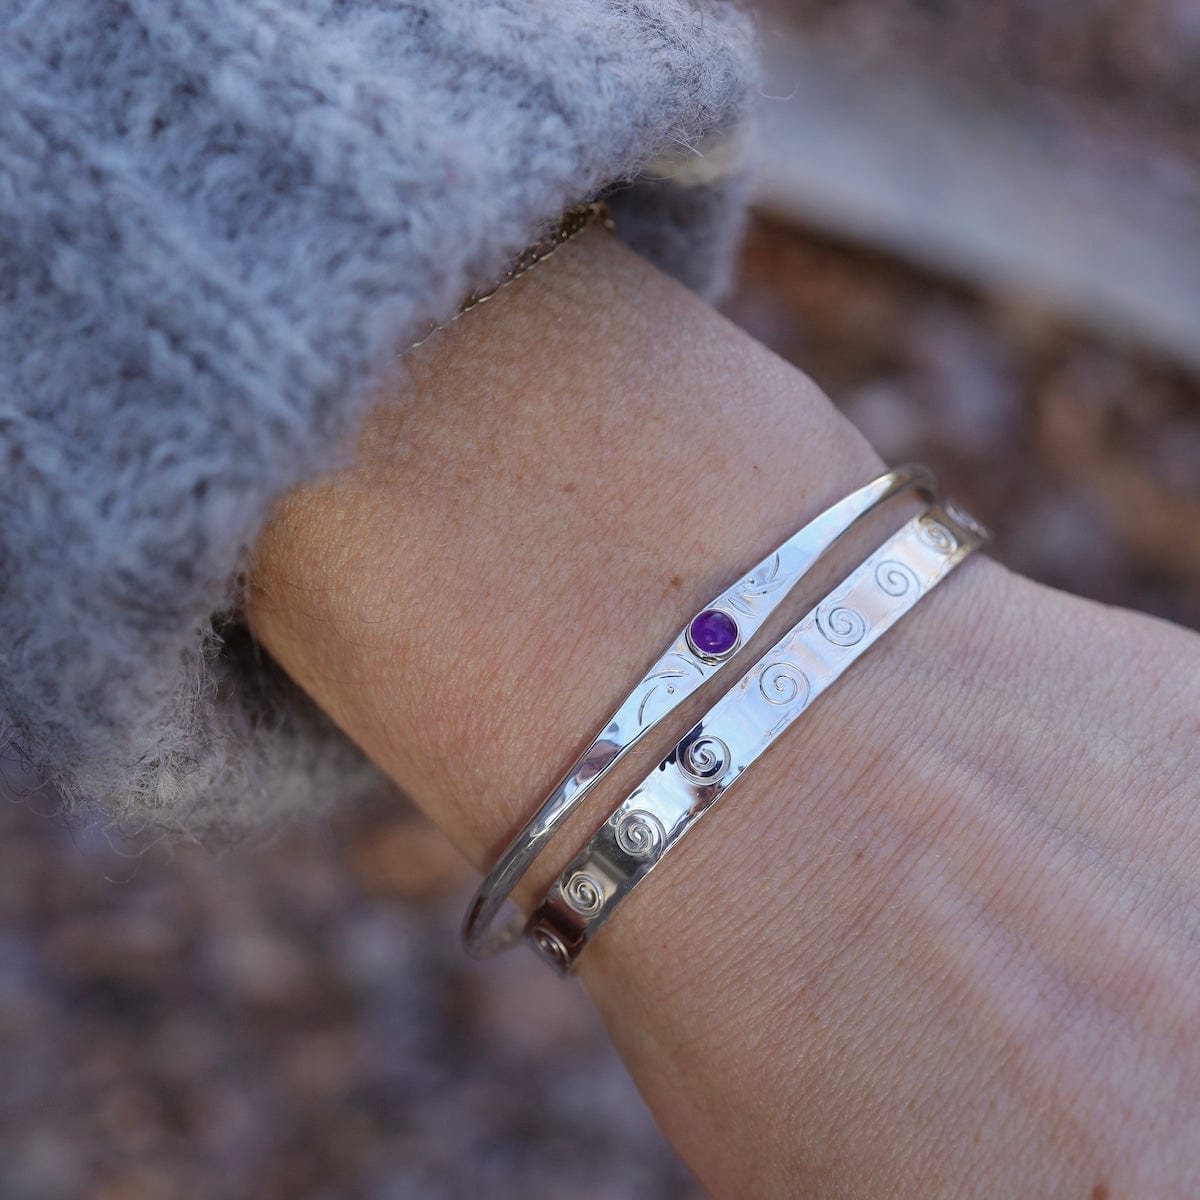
[[0, 0, 758, 833]]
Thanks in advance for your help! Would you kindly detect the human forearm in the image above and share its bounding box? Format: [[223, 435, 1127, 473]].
[[248, 226, 1200, 1196]]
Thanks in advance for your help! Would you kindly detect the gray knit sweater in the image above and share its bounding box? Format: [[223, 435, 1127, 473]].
[[0, 1, 757, 833]]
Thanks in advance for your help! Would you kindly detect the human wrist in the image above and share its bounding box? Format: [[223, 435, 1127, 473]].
[[244, 219, 1019, 1191], [246, 223, 1200, 1197], [249, 223, 885, 865]]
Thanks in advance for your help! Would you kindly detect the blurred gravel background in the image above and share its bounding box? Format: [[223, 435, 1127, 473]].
[[728, 220, 1200, 631], [2, 3, 1197, 1198]]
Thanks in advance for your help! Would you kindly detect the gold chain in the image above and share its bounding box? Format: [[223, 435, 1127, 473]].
[[404, 201, 614, 356]]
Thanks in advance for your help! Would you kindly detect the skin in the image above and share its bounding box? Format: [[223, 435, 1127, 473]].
[[248, 225, 1200, 1198]]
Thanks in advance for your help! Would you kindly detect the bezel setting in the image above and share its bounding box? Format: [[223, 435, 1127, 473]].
[[685, 608, 741, 662]]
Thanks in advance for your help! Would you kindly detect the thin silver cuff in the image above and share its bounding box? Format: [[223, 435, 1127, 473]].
[[525, 499, 988, 975], [462, 465, 937, 957]]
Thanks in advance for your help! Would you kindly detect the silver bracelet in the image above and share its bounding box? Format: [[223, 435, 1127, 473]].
[[525, 498, 988, 975], [460, 465, 938, 957]]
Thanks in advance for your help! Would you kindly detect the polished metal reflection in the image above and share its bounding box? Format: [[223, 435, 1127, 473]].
[[462, 465, 937, 957], [525, 499, 988, 976]]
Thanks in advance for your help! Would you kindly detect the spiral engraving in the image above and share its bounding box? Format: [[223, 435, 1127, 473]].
[[874, 559, 920, 598], [678, 734, 731, 786], [564, 871, 604, 916], [531, 925, 570, 969], [816, 603, 867, 647], [917, 518, 958, 555], [614, 809, 666, 859], [758, 662, 810, 708]]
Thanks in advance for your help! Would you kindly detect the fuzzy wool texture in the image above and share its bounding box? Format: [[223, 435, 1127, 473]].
[[0, 0, 757, 835]]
